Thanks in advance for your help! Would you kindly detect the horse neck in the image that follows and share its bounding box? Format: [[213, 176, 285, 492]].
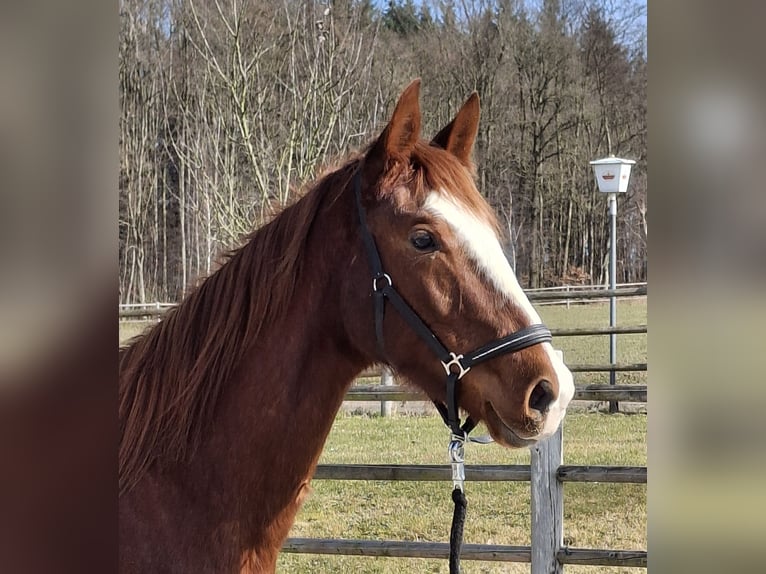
[[187, 182, 370, 540]]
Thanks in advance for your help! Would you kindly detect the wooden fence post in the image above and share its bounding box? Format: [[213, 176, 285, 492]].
[[531, 424, 564, 574], [380, 367, 394, 417]]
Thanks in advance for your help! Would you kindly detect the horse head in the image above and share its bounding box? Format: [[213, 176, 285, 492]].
[[343, 79, 574, 446]]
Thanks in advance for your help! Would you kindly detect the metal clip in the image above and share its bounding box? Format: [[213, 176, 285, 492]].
[[448, 434, 466, 492]]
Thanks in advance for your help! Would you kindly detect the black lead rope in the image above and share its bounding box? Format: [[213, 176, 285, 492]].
[[352, 169, 552, 574], [450, 487, 467, 572]]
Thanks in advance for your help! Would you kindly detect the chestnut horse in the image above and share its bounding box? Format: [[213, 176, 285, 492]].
[[119, 80, 574, 573]]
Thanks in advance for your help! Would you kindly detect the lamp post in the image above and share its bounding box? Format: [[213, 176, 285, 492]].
[[589, 155, 635, 413]]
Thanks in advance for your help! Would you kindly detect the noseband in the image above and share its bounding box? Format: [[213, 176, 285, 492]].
[[353, 168, 553, 573]]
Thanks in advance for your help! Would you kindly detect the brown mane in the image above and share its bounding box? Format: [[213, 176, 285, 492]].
[[118, 159, 359, 495]]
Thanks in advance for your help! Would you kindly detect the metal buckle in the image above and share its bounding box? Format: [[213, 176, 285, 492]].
[[441, 352, 470, 379], [372, 273, 392, 292], [448, 434, 466, 491]]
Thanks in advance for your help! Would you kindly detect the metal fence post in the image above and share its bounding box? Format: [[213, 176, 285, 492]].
[[608, 193, 619, 413]]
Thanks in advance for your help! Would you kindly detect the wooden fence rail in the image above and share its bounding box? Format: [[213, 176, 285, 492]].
[[311, 463, 647, 484], [356, 362, 646, 382], [283, 538, 647, 567], [551, 325, 646, 336], [313, 464, 532, 482], [558, 548, 647, 567], [346, 384, 647, 402], [117, 286, 648, 320], [526, 286, 646, 301], [283, 538, 532, 562]]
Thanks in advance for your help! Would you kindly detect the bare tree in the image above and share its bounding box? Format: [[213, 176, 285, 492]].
[[118, 0, 647, 302]]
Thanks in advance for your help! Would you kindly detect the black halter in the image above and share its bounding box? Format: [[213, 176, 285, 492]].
[[353, 169, 552, 437]]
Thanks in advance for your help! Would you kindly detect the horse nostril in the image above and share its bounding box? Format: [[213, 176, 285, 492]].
[[528, 379, 555, 415]]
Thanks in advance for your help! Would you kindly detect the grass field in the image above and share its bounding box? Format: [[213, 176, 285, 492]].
[[119, 299, 647, 573]]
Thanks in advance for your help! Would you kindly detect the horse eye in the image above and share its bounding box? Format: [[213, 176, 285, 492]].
[[410, 230, 437, 252]]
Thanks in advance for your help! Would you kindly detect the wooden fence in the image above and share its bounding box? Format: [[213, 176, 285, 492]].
[[283, 402, 647, 571], [119, 285, 647, 571]]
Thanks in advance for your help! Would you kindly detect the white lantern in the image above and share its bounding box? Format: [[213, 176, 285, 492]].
[[589, 156, 636, 193]]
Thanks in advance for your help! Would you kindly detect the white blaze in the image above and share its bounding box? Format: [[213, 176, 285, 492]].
[[424, 191, 575, 438]]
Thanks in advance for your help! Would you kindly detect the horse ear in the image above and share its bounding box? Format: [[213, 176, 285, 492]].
[[431, 92, 480, 166], [366, 79, 422, 172]]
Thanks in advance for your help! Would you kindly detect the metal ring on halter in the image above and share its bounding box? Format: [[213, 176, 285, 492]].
[[441, 352, 470, 379], [372, 273, 392, 292]]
